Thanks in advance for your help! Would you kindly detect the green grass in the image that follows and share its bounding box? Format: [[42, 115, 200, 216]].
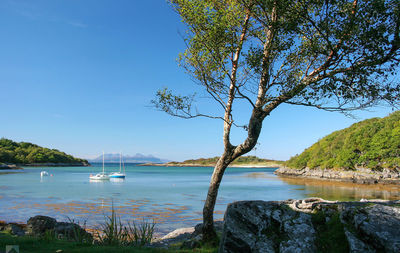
[[0, 233, 217, 253], [311, 211, 349, 253], [0, 233, 162, 253], [96, 206, 155, 247]]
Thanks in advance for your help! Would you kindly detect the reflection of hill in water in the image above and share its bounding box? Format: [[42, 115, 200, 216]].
[[279, 176, 400, 201]]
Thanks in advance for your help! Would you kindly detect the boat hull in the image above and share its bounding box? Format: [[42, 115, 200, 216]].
[[109, 173, 125, 179]]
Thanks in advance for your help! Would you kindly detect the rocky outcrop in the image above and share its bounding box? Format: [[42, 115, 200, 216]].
[[1, 215, 93, 241], [219, 198, 400, 253], [0, 222, 26, 236], [151, 221, 224, 249], [22, 162, 90, 167], [0, 163, 23, 170], [275, 167, 400, 184], [26, 215, 57, 236]]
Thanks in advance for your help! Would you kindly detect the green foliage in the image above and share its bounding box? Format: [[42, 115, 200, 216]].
[[154, 0, 400, 119], [0, 232, 168, 253], [0, 138, 88, 165], [286, 111, 400, 170], [96, 206, 155, 247], [66, 218, 93, 244]]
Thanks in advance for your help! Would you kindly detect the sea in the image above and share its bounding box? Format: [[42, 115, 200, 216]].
[[1, 163, 399, 235]]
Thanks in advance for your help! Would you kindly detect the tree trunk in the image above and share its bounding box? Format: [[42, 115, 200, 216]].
[[202, 151, 232, 244], [202, 109, 265, 244]]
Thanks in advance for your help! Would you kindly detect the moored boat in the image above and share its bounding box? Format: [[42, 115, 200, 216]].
[[109, 152, 126, 179], [90, 151, 109, 181]]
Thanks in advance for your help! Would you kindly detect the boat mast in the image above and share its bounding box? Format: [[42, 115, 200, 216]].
[[120, 152, 122, 173], [102, 151, 105, 174], [122, 155, 125, 174]]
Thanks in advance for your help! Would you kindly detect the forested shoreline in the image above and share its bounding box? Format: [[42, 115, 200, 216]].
[[286, 111, 400, 171], [0, 138, 89, 166]]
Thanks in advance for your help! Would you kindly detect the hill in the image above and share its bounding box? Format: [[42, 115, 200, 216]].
[[286, 111, 400, 171], [158, 156, 284, 167], [90, 153, 169, 163], [0, 138, 89, 166]]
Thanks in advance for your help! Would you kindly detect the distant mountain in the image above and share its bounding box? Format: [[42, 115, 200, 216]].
[[89, 153, 169, 164]]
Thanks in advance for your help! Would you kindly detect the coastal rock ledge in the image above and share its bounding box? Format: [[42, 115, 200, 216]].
[[219, 198, 400, 253], [275, 167, 400, 184]]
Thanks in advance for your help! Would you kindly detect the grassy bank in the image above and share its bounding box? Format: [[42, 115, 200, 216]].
[[0, 206, 217, 253], [0, 233, 217, 253]]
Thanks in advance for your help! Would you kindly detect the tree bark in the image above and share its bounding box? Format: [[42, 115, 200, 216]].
[[202, 108, 265, 244], [202, 150, 233, 244]]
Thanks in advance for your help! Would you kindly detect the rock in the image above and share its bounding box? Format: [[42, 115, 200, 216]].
[[26, 215, 57, 236], [219, 198, 400, 253], [5, 223, 25, 236], [54, 222, 92, 242], [180, 236, 202, 249], [354, 204, 400, 252], [0, 163, 23, 170], [275, 167, 400, 184], [160, 227, 195, 241], [151, 220, 224, 249], [26, 215, 91, 242], [344, 229, 375, 253], [192, 220, 224, 237], [219, 200, 316, 253]]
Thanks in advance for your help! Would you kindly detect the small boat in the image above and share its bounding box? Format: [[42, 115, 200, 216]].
[[90, 172, 109, 180], [90, 151, 110, 181], [40, 171, 49, 177], [109, 152, 126, 179]]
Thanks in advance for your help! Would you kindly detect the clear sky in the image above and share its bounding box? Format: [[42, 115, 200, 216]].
[[0, 0, 396, 162]]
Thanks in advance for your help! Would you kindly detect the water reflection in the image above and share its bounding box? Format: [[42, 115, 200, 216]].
[[110, 178, 125, 183], [278, 176, 400, 201]]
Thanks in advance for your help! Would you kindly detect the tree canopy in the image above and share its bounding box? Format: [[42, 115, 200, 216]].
[[0, 138, 88, 165], [152, 0, 400, 243], [154, 0, 400, 121], [286, 111, 400, 170]]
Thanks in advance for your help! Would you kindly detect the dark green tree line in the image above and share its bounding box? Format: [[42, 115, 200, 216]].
[[0, 138, 88, 164], [287, 111, 400, 170]]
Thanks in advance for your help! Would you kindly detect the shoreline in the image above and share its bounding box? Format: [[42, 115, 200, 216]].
[[0, 164, 23, 170], [275, 166, 400, 185], [0, 162, 91, 169], [140, 162, 282, 168], [2, 197, 400, 252], [20, 162, 91, 167]]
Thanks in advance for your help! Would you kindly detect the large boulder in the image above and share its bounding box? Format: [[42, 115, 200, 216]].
[[26, 215, 57, 236], [4, 223, 25, 236], [54, 222, 93, 242], [26, 215, 92, 242], [219, 198, 400, 253]]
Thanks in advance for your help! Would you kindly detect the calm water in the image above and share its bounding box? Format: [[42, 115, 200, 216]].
[[1, 164, 399, 235]]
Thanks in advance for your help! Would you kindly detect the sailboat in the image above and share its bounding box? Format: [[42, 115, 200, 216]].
[[90, 152, 110, 181], [109, 153, 126, 179]]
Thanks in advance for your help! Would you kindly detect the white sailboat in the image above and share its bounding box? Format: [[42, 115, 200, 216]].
[[90, 151, 110, 181], [109, 152, 126, 179]]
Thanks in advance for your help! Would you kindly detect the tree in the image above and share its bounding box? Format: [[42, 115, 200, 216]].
[[152, 0, 400, 243]]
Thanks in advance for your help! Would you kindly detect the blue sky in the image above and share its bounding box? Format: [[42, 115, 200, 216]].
[[0, 0, 396, 161]]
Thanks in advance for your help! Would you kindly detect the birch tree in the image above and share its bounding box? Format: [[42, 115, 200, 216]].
[[152, 0, 400, 243]]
